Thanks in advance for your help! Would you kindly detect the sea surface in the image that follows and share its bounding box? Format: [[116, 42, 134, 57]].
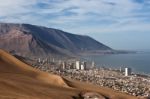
[[82, 52, 150, 75]]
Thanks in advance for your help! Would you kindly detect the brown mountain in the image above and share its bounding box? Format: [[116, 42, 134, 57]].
[[0, 23, 111, 57]]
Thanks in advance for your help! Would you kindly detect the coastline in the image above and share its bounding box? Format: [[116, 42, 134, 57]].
[[80, 52, 150, 75]]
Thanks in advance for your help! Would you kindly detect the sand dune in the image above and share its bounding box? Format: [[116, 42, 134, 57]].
[[0, 49, 139, 99]]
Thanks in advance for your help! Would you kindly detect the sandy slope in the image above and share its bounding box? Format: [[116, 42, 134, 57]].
[[0, 49, 139, 99]]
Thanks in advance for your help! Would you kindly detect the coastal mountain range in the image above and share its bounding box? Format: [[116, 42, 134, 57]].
[[0, 23, 111, 57]]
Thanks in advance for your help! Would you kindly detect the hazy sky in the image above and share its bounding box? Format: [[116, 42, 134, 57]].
[[0, 0, 150, 50]]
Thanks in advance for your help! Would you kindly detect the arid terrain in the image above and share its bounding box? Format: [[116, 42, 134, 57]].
[[0, 49, 140, 99], [0, 23, 111, 57]]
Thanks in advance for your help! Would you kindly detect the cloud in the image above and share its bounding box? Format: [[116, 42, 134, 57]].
[[0, 0, 150, 34]]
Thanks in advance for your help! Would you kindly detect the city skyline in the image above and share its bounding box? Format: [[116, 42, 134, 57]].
[[0, 0, 150, 50]]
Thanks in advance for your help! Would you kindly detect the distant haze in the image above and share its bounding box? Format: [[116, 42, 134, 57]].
[[89, 32, 150, 51], [0, 0, 150, 50]]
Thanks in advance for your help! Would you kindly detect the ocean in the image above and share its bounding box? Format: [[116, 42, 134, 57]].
[[82, 52, 150, 74]]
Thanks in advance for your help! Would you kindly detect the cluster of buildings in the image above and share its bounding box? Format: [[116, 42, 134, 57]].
[[27, 58, 150, 98], [35, 58, 90, 71], [60, 61, 87, 70], [36, 57, 132, 77], [54, 68, 150, 97]]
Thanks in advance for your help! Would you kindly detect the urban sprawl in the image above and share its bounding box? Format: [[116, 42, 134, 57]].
[[28, 58, 150, 98]]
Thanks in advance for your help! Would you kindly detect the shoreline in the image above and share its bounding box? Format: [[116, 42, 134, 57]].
[[80, 53, 150, 75]]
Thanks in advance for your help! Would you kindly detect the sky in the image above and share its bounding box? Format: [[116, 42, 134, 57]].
[[0, 0, 150, 50]]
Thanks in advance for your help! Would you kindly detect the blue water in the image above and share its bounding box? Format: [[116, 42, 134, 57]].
[[82, 53, 150, 74]]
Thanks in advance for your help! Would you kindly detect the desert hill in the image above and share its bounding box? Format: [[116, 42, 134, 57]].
[[0, 49, 139, 99], [0, 23, 111, 57]]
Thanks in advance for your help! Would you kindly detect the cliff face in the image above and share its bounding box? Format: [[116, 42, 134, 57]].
[[0, 23, 111, 57]]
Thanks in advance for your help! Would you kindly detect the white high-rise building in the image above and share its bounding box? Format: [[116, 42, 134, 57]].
[[125, 68, 132, 76], [62, 62, 66, 70], [91, 61, 95, 69], [38, 58, 41, 63], [76, 61, 81, 70], [52, 58, 55, 62], [82, 61, 87, 70], [80, 64, 84, 70]]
